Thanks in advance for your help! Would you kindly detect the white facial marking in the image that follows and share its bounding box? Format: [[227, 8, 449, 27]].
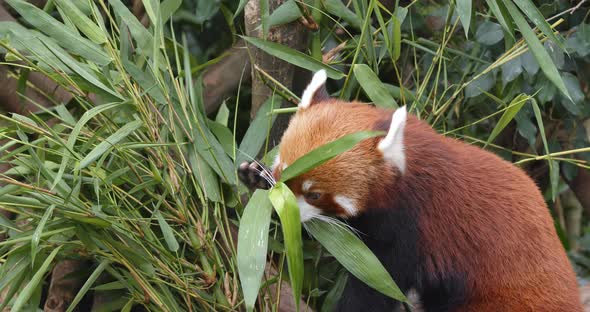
[[273, 154, 288, 171], [297, 196, 322, 222], [299, 70, 327, 110], [333, 195, 359, 216], [272, 154, 281, 171], [302, 180, 313, 192], [378, 106, 407, 174]]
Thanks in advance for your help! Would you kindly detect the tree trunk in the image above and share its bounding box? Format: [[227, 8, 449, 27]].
[[244, 0, 307, 145]]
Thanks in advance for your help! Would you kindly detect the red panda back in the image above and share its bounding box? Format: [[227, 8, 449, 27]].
[[268, 70, 581, 310], [401, 116, 581, 311]]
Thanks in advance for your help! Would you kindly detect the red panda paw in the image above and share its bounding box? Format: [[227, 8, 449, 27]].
[[238, 161, 273, 190]]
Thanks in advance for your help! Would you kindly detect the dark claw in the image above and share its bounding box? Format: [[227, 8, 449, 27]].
[[238, 161, 272, 190]]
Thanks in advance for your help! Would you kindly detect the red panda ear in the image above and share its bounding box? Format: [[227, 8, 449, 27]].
[[299, 70, 329, 110], [377, 106, 407, 173]]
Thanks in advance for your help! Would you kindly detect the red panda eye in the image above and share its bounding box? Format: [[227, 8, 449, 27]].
[[304, 192, 322, 201]]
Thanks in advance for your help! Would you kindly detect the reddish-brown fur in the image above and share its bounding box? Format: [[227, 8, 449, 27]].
[[275, 100, 582, 311], [275, 99, 398, 217], [401, 113, 581, 311]]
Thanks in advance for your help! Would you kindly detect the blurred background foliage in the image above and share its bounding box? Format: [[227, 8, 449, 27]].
[[0, 0, 588, 311]]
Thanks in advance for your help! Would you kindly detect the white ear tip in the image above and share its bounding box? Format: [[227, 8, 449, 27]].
[[378, 105, 408, 173], [314, 69, 327, 82], [395, 105, 407, 117], [299, 70, 328, 110]]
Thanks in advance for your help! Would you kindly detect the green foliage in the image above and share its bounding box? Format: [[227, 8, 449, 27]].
[[268, 183, 304, 310], [0, 0, 588, 311], [237, 190, 273, 311]]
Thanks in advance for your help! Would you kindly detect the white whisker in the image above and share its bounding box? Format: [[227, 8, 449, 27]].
[[313, 215, 360, 235], [247, 166, 275, 187], [252, 159, 276, 185]]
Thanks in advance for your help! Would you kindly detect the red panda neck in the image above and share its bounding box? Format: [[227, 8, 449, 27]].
[[368, 116, 458, 212]]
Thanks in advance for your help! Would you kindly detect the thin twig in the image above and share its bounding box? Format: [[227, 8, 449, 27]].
[[548, 0, 587, 22], [0, 177, 56, 195]]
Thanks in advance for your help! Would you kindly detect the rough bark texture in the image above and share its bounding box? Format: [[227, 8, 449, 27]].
[[202, 40, 251, 115], [244, 0, 307, 145], [243, 3, 310, 308], [44, 260, 88, 312]]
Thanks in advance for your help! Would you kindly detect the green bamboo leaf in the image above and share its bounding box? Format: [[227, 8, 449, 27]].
[[78, 119, 143, 169], [66, 260, 110, 312], [531, 99, 557, 201], [0, 22, 69, 71], [108, 0, 151, 41], [122, 60, 167, 104], [11, 113, 38, 128], [549, 159, 560, 199], [234, 0, 248, 18], [560, 73, 583, 115], [215, 102, 230, 127], [0, 255, 29, 296], [501, 0, 571, 100], [188, 145, 221, 202], [236, 95, 278, 167], [261, 0, 269, 39], [321, 271, 348, 312], [322, 0, 362, 29], [31, 204, 55, 266], [485, 0, 514, 39], [280, 130, 385, 182], [237, 190, 273, 311], [456, 0, 472, 37], [485, 94, 530, 145], [11, 246, 62, 312], [43, 40, 122, 99], [476, 21, 504, 45], [108, 0, 159, 60], [71, 1, 92, 15], [155, 210, 180, 252], [54, 104, 76, 125], [391, 15, 401, 61], [62, 213, 110, 227], [93, 281, 126, 291], [268, 0, 301, 28], [141, 0, 159, 23], [305, 220, 407, 301], [6, 0, 110, 65], [54, 0, 107, 44], [268, 182, 303, 310], [53, 102, 124, 189], [373, 4, 390, 63], [242, 36, 345, 79], [161, 0, 182, 23], [512, 0, 563, 49], [208, 120, 234, 156], [353, 64, 398, 108]]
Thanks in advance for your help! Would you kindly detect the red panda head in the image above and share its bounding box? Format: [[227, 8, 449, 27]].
[[272, 70, 408, 222]]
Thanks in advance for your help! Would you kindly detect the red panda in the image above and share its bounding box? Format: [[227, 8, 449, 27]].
[[238, 70, 582, 311]]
